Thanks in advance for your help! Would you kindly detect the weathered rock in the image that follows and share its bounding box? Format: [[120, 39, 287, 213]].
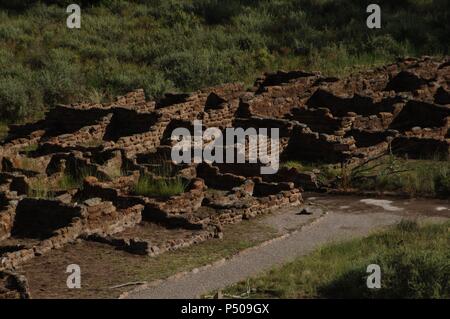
[[0, 270, 31, 299]]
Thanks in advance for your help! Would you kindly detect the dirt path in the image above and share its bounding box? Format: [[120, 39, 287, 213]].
[[123, 195, 450, 299]]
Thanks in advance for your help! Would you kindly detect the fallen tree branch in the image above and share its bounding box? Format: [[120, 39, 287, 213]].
[[109, 281, 147, 289]]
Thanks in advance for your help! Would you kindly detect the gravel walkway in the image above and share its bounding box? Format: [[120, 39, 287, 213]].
[[124, 195, 450, 299]]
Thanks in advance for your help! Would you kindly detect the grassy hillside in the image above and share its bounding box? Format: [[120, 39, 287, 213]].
[[0, 0, 449, 123]]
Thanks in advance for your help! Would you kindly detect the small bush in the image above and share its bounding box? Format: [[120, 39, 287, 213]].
[[319, 247, 450, 298], [0, 76, 29, 119], [192, 0, 243, 25], [37, 49, 84, 106], [377, 248, 449, 298]]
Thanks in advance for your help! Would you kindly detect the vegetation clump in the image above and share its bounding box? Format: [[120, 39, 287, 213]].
[[133, 174, 187, 198]]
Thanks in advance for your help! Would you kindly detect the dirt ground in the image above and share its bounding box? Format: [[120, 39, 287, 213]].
[[18, 216, 284, 299]]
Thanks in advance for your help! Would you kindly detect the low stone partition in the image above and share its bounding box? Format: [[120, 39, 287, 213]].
[[263, 167, 319, 191], [78, 176, 121, 202], [77, 176, 146, 209], [306, 88, 400, 117], [252, 180, 294, 197], [197, 163, 246, 190], [0, 172, 29, 195], [80, 198, 144, 237], [1, 218, 83, 269], [435, 86, 450, 105], [12, 198, 83, 239], [0, 270, 30, 299], [403, 126, 449, 139], [288, 107, 354, 135], [103, 108, 160, 142], [39, 115, 111, 152], [246, 70, 319, 118], [0, 193, 18, 241], [346, 129, 397, 148], [142, 179, 206, 228], [141, 171, 301, 228], [282, 125, 356, 163], [84, 224, 221, 257], [391, 136, 450, 159], [210, 188, 302, 224], [233, 116, 296, 138], [0, 197, 143, 270], [45, 151, 112, 182], [389, 100, 450, 133], [352, 111, 397, 131], [0, 135, 43, 156]]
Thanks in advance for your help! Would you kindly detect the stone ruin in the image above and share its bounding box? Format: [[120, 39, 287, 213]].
[[0, 56, 449, 298]]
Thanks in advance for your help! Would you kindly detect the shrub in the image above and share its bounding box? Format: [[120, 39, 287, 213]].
[[0, 76, 29, 119], [87, 58, 174, 100], [318, 248, 450, 298], [156, 49, 230, 91], [376, 248, 449, 298], [37, 49, 84, 106], [191, 0, 243, 25]]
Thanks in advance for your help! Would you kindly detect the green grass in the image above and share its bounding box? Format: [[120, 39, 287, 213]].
[[350, 156, 450, 197], [20, 143, 38, 153], [28, 167, 98, 197], [78, 139, 104, 148], [218, 220, 450, 299], [27, 178, 55, 199], [283, 156, 450, 197], [281, 160, 342, 184], [58, 166, 100, 190], [16, 156, 43, 172], [0, 0, 449, 122], [133, 175, 187, 198], [102, 165, 124, 179], [58, 174, 82, 190]]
